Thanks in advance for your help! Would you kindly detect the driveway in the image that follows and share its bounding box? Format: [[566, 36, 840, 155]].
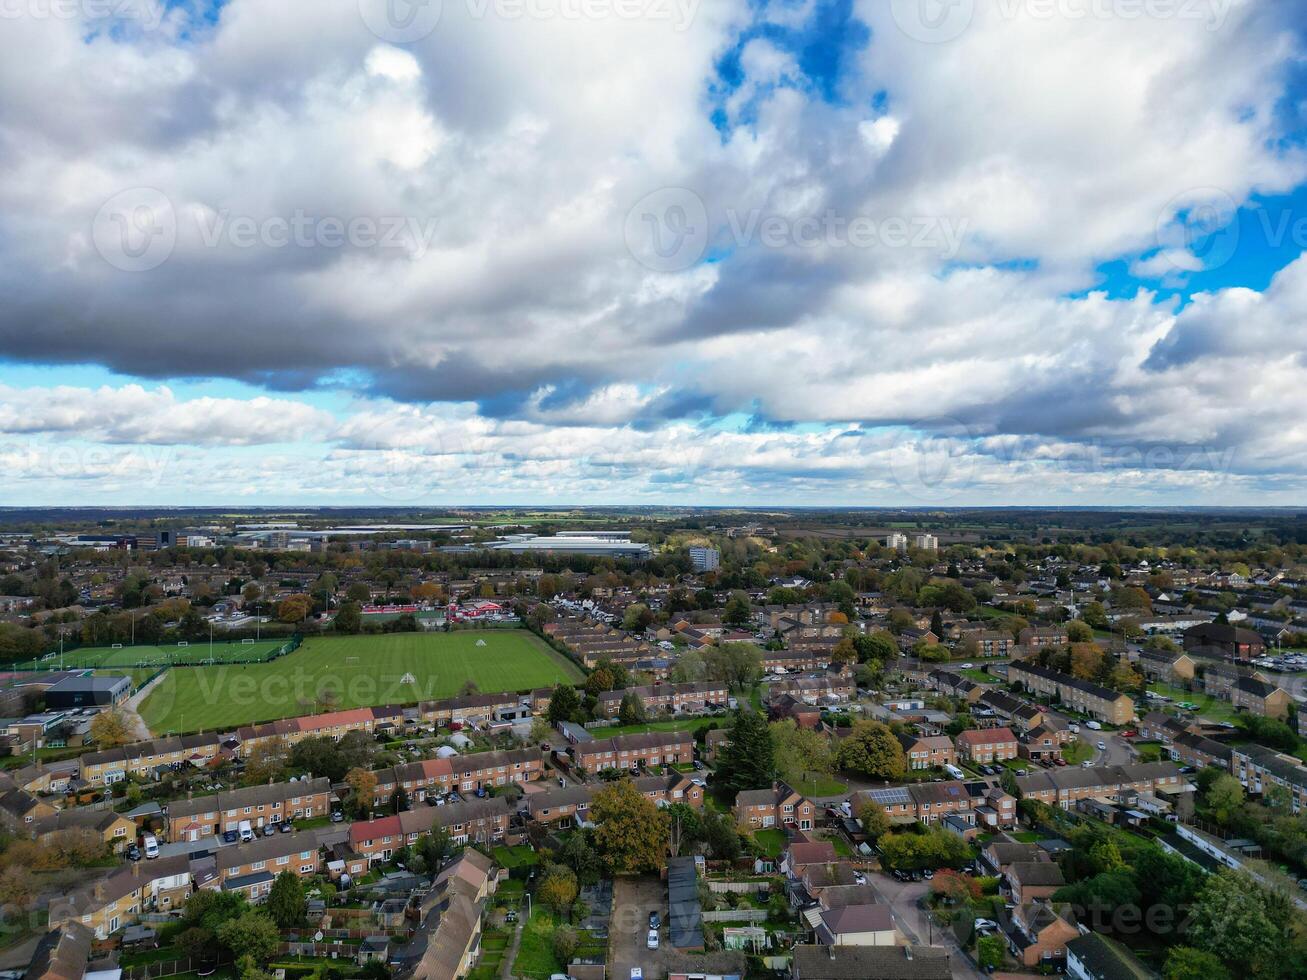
[[608, 877, 666, 980], [863, 872, 986, 980]]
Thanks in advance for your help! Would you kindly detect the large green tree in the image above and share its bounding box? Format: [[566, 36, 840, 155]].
[[835, 721, 907, 781], [266, 870, 306, 929], [715, 708, 776, 798]]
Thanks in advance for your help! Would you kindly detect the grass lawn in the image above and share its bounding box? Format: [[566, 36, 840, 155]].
[[1011, 831, 1042, 843], [512, 909, 567, 979], [789, 774, 849, 797], [139, 630, 584, 734], [1062, 739, 1094, 765], [959, 669, 1000, 684], [493, 845, 539, 869], [753, 829, 787, 858], [597, 717, 717, 738], [25, 638, 290, 671], [1146, 682, 1241, 724]]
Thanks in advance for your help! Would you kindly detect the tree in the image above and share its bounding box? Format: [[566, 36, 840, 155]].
[[89, 708, 132, 748], [558, 829, 604, 886], [723, 591, 752, 626], [977, 935, 1004, 971], [1066, 619, 1094, 642], [670, 650, 706, 683], [715, 709, 776, 798], [770, 719, 833, 789], [333, 601, 362, 634], [857, 802, 890, 842], [537, 864, 580, 915], [176, 926, 215, 960], [854, 631, 898, 664], [618, 691, 647, 726], [547, 684, 583, 725], [277, 594, 313, 624], [266, 870, 306, 929], [552, 925, 579, 965], [1206, 774, 1246, 826], [835, 721, 907, 781], [622, 603, 653, 632], [345, 767, 379, 817], [1187, 869, 1287, 973], [703, 643, 763, 692], [590, 779, 670, 875], [529, 716, 553, 746], [216, 912, 279, 966], [416, 824, 452, 871], [243, 738, 290, 785], [1164, 947, 1232, 980]]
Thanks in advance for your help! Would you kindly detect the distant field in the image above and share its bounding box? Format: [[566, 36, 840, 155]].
[[24, 638, 289, 671], [139, 630, 583, 735]]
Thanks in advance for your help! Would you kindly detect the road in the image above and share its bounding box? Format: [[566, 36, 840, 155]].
[[862, 872, 986, 980]]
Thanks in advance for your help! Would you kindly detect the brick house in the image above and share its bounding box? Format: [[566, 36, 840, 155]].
[[166, 777, 332, 842], [895, 732, 956, 770], [1231, 677, 1291, 720], [955, 728, 1019, 764], [734, 781, 816, 832], [570, 730, 693, 773]]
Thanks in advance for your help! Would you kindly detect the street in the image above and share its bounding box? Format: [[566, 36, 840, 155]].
[[862, 872, 986, 980]]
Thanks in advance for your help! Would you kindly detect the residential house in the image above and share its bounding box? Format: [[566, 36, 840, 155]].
[[789, 945, 952, 980], [896, 732, 956, 770], [954, 728, 1019, 764], [814, 905, 897, 947], [1005, 902, 1079, 968], [735, 781, 816, 832], [1231, 676, 1291, 720]]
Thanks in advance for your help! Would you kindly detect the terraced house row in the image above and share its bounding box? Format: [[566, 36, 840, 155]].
[[164, 777, 333, 842], [349, 796, 520, 862], [594, 680, 729, 718], [568, 729, 694, 773], [1013, 762, 1185, 809], [525, 772, 705, 826], [1006, 662, 1136, 725], [853, 780, 1018, 830], [371, 748, 545, 800]]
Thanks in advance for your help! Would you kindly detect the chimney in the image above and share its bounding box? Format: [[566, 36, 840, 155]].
[[93, 881, 106, 901]]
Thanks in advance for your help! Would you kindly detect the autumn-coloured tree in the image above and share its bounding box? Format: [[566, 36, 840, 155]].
[[536, 864, 580, 915], [345, 767, 378, 817], [591, 779, 670, 875], [277, 594, 313, 624], [89, 708, 133, 748]]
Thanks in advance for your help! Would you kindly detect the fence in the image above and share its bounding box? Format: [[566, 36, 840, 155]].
[[123, 956, 225, 980], [703, 909, 769, 923], [707, 881, 772, 895]]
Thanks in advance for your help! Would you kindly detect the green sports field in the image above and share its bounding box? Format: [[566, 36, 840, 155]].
[[25, 638, 290, 671], [138, 630, 583, 735]]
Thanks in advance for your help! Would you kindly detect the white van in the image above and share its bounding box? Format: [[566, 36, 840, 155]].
[[944, 764, 966, 780], [238, 820, 254, 842], [1085, 721, 1103, 731], [142, 834, 159, 859]]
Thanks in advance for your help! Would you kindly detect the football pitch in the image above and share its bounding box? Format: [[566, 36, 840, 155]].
[[138, 630, 583, 735], [27, 638, 290, 670]]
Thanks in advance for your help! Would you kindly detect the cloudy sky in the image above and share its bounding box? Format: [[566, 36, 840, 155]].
[[1, 0, 1305, 506]]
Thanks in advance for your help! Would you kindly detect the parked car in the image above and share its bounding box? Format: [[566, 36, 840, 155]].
[[853, 871, 866, 885], [649, 911, 661, 929], [263, 824, 277, 837], [126, 844, 141, 861], [631, 970, 643, 980], [278, 821, 293, 834], [330, 811, 344, 823], [1097, 741, 1107, 751], [646, 930, 659, 951], [142, 834, 159, 859], [222, 830, 239, 843]]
